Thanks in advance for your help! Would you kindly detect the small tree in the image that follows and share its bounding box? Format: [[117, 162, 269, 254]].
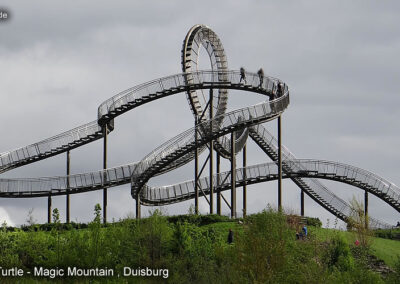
[[88, 204, 103, 266], [348, 196, 371, 249], [1, 220, 7, 232], [26, 208, 37, 227], [94, 203, 102, 223], [51, 208, 62, 265], [52, 208, 60, 224], [188, 204, 195, 215]]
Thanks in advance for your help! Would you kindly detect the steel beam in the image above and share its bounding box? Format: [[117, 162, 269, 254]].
[[221, 192, 231, 209], [194, 117, 199, 214], [231, 131, 236, 218], [216, 153, 221, 215], [243, 144, 247, 218], [209, 89, 214, 214], [66, 150, 70, 223], [103, 125, 108, 224], [278, 116, 282, 211], [365, 190, 368, 229], [47, 195, 52, 224], [136, 193, 141, 219], [300, 189, 304, 216]]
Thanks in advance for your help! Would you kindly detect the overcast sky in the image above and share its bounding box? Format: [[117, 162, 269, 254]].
[[0, 1, 399, 227]]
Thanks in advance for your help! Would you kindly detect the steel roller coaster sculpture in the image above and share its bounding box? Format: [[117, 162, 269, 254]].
[[0, 25, 399, 228]]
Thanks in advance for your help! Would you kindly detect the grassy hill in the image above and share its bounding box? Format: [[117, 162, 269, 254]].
[[0, 209, 399, 283], [313, 226, 400, 269]]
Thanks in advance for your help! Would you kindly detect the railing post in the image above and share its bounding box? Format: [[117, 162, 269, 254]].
[[103, 125, 108, 224], [231, 131, 236, 218], [66, 150, 70, 223]]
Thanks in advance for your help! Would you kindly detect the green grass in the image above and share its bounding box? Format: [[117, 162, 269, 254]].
[[371, 237, 400, 268], [200, 220, 240, 232], [312, 227, 400, 268]]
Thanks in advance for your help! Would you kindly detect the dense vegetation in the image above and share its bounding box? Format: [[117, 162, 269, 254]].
[[0, 206, 399, 283], [374, 228, 400, 241]]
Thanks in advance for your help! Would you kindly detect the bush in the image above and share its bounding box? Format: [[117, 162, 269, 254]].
[[325, 234, 354, 271], [307, 217, 322, 228], [374, 228, 400, 240], [167, 213, 231, 226], [0, 210, 390, 283]]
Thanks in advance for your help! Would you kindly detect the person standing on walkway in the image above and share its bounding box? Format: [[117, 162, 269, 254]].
[[239, 67, 247, 84], [257, 68, 264, 88], [277, 81, 283, 98], [269, 84, 276, 113]]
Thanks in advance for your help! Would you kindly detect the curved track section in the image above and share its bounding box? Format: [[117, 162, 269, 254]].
[[1, 158, 397, 229], [181, 24, 228, 120], [140, 160, 395, 229], [0, 121, 106, 174], [249, 124, 400, 225], [136, 123, 400, 227], [129, 86, 289, 196], [0, 70, 268, 175], [182, 24, 249, 157], [0, 70, 284, 193], [250, 124, 355, 221]]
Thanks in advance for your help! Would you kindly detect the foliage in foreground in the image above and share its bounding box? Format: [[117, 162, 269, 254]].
[[0, 207, 398, 283]]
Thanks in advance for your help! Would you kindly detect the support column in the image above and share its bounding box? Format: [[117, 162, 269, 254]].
[[66, 150, 70, 223], [243, 144, 247, 218], [47, 195, 52, 224], [231, 131, 236, 218], [194, 117, 199, 214], [136, 193, 141, 219], [209, 89, 214, 214], [278, 116, 282, 211], [103, 125, 108, 224], [300, 190, 304, 216], [364, 190, 368, 229], [216, 153, 221, 215]]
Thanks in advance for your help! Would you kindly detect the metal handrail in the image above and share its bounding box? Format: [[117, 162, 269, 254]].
[[140, 159, 394, 229], [0, 121, 102, 171]]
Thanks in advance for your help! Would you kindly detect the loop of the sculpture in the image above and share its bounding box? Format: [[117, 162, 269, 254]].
[[181, 24, 228, 122], [181, 24, 248, 156]]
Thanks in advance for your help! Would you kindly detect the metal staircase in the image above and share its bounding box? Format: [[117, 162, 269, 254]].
[[249, 124, 398, 228]]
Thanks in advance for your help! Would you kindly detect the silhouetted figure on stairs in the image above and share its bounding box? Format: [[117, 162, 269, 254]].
[[240, 67, 247, 84], [257, 68, 264, 88]]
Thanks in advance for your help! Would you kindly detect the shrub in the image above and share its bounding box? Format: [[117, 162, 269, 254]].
[[325, 234, 354, 271], [374, 228, 400, 240], [307, 217, 322, 228]]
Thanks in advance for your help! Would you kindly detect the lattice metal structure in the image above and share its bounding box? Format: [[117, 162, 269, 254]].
[[181, 24, 228, 122], [0, 25, 398, 229], [0, 121, 104, 174]]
